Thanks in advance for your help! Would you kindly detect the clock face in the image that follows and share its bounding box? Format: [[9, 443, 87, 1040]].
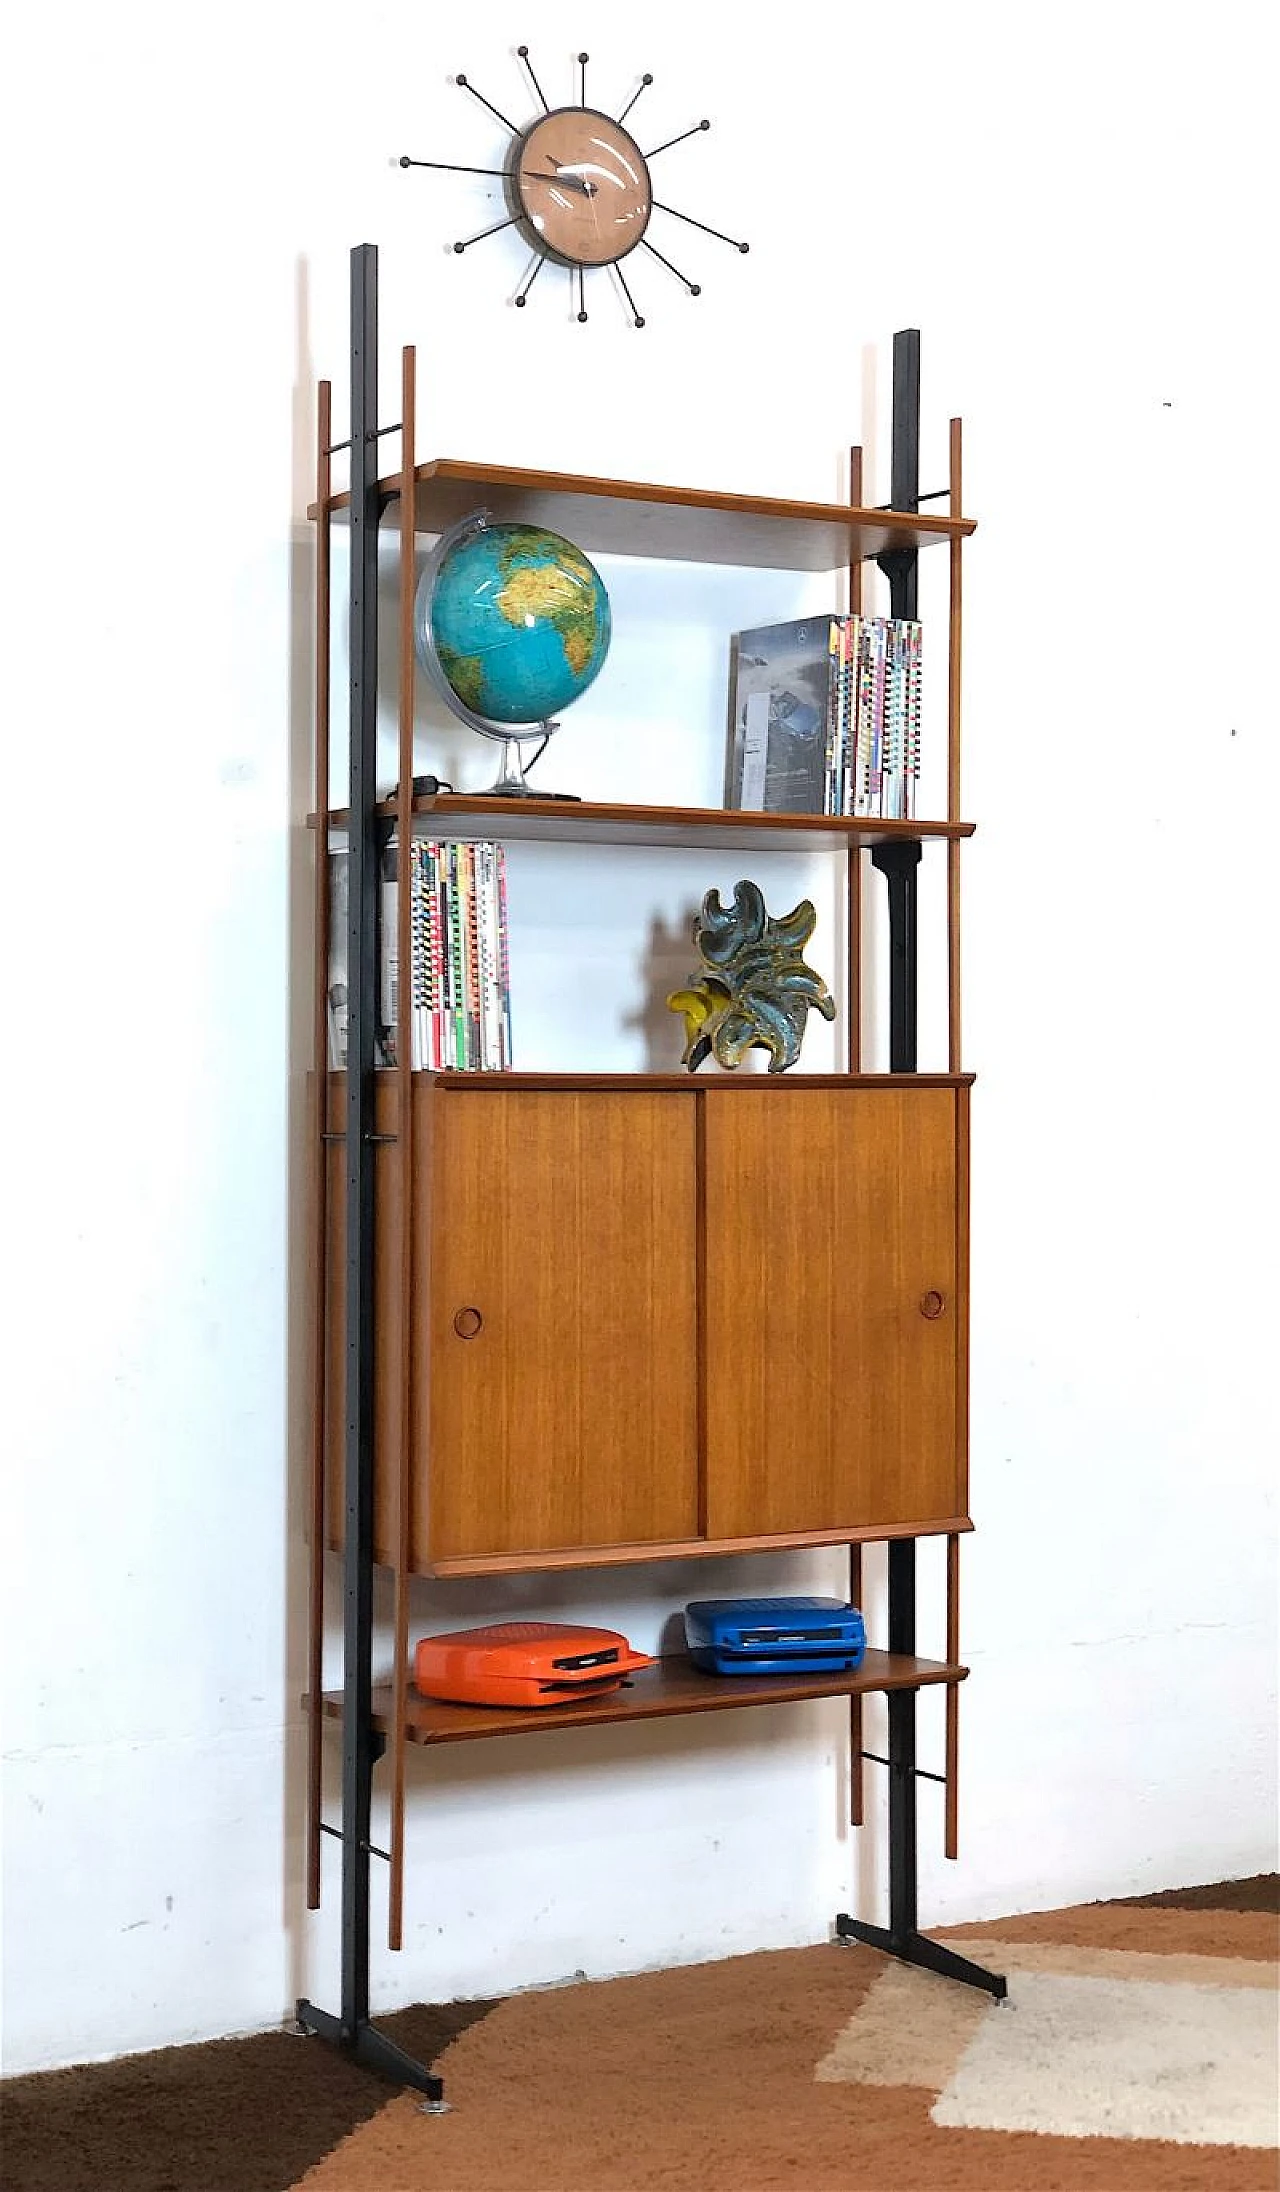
[[511, 108, 651, 268]]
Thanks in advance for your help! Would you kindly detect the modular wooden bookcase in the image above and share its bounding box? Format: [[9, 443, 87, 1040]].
[[297, 244, 1005, 2103]]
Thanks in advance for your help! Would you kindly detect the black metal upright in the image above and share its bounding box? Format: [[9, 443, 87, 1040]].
[[837, 331, 1005, 2003], [885, 1539, 918, 1947], [887, 326, 920, 614], [296, 247, 448, 2098], [342, 235, 381, 2042], [872, 328, 924, 1081]]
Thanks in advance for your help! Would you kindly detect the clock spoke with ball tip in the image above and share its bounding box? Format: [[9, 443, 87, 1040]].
[[513, 254, 546, 310], [644, 119, 712, 158], [516, 44, 550, 114], [452, 73, 519, 132]]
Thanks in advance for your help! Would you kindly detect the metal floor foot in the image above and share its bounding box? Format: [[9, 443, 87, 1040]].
[[834, 1914, 1007, 1999], [294, 1998, 447, 2102]]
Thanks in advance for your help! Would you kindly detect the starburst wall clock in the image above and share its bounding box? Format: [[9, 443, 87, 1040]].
[[400, 47, 748, 326]]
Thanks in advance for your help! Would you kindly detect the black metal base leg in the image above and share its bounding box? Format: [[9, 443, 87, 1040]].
[[834, 1915, 1007, 2000], [294, 1998, 449, 2105]]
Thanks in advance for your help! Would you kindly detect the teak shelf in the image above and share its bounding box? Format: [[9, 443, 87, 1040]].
[[297, 248, 1007, 2107], [316, 792, 977, 853], [321, 1652, 968, 1749], [309, 454, 975, 572]]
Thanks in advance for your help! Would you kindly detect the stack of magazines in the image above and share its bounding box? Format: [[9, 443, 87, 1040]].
[[328, 839, 512, 1072], [726, 613, 923, 819]]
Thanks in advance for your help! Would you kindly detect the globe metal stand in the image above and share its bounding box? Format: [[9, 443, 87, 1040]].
[[487, 729, 581, 801]]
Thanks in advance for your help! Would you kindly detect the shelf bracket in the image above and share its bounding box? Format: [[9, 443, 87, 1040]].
[[870, 840, 922, 1073]]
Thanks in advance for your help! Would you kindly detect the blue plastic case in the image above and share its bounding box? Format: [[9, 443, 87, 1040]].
[[683, 1595, 866, 1676]]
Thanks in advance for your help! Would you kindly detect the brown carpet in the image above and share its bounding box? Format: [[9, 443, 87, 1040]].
[[0, 2001, 493, 2192], [2, 1879, 1275, 2192]]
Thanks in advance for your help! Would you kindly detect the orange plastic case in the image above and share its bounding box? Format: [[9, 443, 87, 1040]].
[[413, 1621, 654, 1709]]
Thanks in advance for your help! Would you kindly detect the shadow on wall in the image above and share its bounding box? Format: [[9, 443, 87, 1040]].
[[625, 906, 705, 1073]]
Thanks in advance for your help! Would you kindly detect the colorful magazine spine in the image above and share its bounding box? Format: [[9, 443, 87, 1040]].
[[477, 843, 502, 1070], [906, 622, 922, 819], [823, 617, 842, 816], [497, 847, 513, 1068], [448, 844, 465, 1068], [348, 836, 512, 1074], [840, 614, 858, 816], [857, 622, 875, 815], [464, 843, 482, 1069]]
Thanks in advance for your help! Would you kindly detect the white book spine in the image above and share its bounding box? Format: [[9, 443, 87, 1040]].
[[740, 690, 769, 810]]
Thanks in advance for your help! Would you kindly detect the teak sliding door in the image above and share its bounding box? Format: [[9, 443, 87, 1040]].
[[701, 1085, 964, 1538], [426, 1087, 699, 1562]]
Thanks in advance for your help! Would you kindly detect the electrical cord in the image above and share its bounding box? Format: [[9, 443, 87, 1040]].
[[388, 773, 455, 799], [396, 740, 549, 799]]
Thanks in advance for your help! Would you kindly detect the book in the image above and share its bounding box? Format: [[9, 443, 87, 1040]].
[[324, 841, 394, 1065], [327, 849, 349, 1069], [727, 613, 922, 819], [329, 838, 512, 1071], [379, 840, 400, 1066], [726, 617, 840, 814]]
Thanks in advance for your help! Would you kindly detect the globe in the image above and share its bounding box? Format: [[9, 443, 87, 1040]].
[[415, 515, 611, 734]]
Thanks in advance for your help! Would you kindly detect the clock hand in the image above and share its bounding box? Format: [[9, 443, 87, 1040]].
[[521, 166, 597, 198]]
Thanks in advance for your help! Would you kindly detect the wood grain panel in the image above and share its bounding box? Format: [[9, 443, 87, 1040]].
[[426, 1089, 699, 1560], [954, 1080, 971, 1516], [427, 1514, 972, 1576], [704, 1086, 962, 1537]]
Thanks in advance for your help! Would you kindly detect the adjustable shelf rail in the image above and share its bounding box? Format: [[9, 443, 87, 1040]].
[[295, 252, 1002, 2107]]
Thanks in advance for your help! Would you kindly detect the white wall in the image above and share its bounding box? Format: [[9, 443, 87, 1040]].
[[3, 0, 1277, 2075]]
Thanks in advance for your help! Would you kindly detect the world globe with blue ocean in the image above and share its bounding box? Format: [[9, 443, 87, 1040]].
[[418, 520, 611, 728]]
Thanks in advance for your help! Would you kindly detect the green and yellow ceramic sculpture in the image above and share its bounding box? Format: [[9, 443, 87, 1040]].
[[667, 880, 836, 1073]]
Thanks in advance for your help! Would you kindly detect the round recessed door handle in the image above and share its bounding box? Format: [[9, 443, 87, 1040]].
[[452, 1306, 484, 1340], [919, 1290, 947, 1321]]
